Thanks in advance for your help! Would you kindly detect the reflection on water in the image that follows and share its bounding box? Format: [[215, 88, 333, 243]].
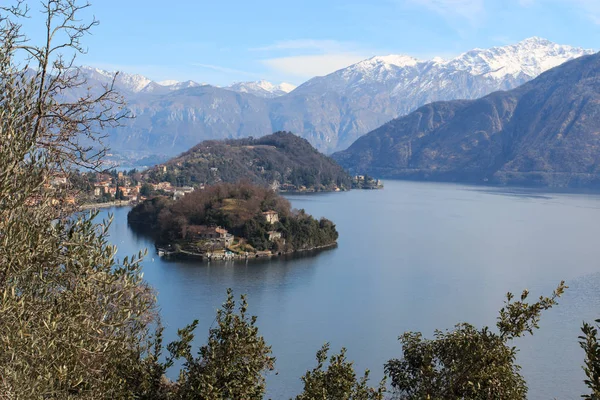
[[102, 180, 600, 399], [470, 189, 554, 200]]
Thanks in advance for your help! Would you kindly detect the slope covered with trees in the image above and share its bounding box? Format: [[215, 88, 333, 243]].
[[128, 182, 339, 255], [143, 131, 352, 192]]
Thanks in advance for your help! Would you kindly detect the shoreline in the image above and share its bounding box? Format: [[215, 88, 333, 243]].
[[157, 241, 338, 262], [80, 200, 133, 210], [80, 185, 383, 211]]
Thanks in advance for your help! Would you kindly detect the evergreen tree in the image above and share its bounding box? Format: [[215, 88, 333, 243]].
[[385, 282, 567, 400], [296, 344, 386, 400], [580, 319, 600, 399]]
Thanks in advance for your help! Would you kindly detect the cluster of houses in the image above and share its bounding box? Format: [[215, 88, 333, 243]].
[[30, 173, 77, 206], [260, 210, 282, 241], [151, 181, 198, 200], [353, 175, 383, 189], [91, 171, 199, 203], [175, 210, 284, 252], [186, 225, 234, 246], [92, 172, 142, 201]]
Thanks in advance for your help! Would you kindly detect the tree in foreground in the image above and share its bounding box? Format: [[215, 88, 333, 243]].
[[166, 289, 275, 400], [0, 1, 156, 398], [385, 282, 567, 400], [0, 2, 270, 398], [295, 343, 386, 400], [580, 318, 600, 399]]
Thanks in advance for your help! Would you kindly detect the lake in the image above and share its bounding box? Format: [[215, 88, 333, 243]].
[[100, 180, 600, 399]]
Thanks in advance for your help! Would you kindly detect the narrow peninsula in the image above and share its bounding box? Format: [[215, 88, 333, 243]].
[[143, 131, 353, 193]]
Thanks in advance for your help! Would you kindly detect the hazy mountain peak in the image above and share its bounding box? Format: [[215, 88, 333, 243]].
[[517, 36, 554, 46], [79, 66, 152, 93], [224, 80, 296, 98], [363, 55, 421, 68], [158, 79, 179, 86], [277, 82, 297, 93]]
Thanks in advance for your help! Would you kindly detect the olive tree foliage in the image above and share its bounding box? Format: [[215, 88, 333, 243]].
[[1, 0, 126, 172], [295, 343, 386, 400], [385, 282, 567, 400], [0, 1, 157, 398], [580, 319, 600, 399], [165, 289, 275, 400], [0, 2, 276, 399]]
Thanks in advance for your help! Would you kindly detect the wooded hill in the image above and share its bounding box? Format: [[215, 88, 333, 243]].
[[143, 132, 352, 192]]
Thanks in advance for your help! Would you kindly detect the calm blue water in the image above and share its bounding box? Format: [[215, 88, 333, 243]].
[[100, 180, 600, 399]]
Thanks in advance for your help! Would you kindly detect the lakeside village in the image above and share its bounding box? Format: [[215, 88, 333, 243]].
[[45, 168, 379, 261], [71, 167, 383, 207]]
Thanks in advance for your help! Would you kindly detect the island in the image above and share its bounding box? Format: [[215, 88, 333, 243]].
[[127, 182, 339, 260]]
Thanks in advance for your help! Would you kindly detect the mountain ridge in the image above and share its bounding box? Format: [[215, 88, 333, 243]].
[[80, 38, 595, 157], [332, 52, 600, 188]]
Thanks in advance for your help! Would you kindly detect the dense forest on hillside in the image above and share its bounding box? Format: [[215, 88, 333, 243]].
[[127, 182, 338, 254], [143, 132, 352, 192]]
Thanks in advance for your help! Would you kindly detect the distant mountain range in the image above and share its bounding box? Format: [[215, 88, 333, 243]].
[[80, 66, 295, 98], [85, 38, 594, 158], [332, 51, 600, 188]]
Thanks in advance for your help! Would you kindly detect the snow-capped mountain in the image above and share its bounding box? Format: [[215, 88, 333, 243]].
[[79, 66, 153, 93], [296, 37, 593, 95], [224, 80, 296, 98], [284, 37, 595, 150], [92, 38, 596, 157], [139, 80, 203, 94], [444, 37, 591, 79], [79, 67, 203, 94], [332, 50, 600, 188], [157, 80, 179, 86]]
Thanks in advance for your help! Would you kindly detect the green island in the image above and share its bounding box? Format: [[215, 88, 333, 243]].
[[127, 182, 338, 260]]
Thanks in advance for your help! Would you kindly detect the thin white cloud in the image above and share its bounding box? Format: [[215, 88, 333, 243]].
[[490, 35, 514, 45], [191, 63, 258, 77], [261, 53, 369, 79], [405, 0, 485, 25], [253, 39, 379, 80], [569, 0, 600, 24], [84, 62, 189, 81], [251, 39, 355, 53], [519, 0, 600, 24]]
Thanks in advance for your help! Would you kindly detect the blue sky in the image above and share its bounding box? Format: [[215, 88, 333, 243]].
[[18, 0, 600, 85]]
